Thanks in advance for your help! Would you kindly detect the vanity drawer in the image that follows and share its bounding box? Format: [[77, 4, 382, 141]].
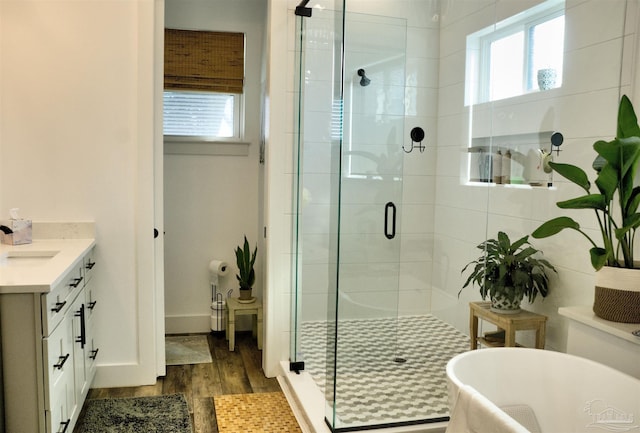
[[85, 320, 99, 385], [41, 262, 84, 335], [42, 313, 74, 413], [82, 248, 96, 284], [46, 376, 73, 433], [84, 280, 98, 322]]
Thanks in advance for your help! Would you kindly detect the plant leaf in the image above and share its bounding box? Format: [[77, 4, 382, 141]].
[[594, 137, 640, 178], [626, 187, 640, 217], [532, 216, 580, 238], [617, 94, 640, 138], [556, 194, 607, 211], [497, 231, 510, 252], [514, 246, 537, 261], [590, 247, 608, 270], [619, 213, 640, 235], [594, 163, 617, 202], [509, 235, 529, 253], [548, 162, 591, 192]]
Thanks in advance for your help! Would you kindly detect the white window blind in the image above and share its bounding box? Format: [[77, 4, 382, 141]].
[[163, 91, 238, 138]]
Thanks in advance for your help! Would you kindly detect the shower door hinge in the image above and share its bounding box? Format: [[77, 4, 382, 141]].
[[289, 361, 305, 374], [294, 0, 312, 17]]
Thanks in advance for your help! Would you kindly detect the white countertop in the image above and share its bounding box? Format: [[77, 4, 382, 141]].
[[559, 305, 640, 346], [0, 238, 95, 294]]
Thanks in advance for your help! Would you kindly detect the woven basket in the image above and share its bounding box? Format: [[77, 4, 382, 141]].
[[593, 266, 640, 323]]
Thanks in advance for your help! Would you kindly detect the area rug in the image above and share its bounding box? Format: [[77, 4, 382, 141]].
[[76, 394, 192, 433], [165, 334, 213, 365], [214, 392, 302, 433]]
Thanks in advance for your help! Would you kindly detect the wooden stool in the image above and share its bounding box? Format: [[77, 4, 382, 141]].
[[225, 297, 263, 351], [469, 301, 547, 349]]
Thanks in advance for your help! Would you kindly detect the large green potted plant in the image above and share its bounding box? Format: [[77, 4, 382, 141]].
[[235, 236, 257, 302], [460, 232, 556, 314], [532, 95, 640, 323]]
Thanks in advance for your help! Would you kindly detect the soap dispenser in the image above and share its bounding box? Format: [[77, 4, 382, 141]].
[[501, 150, 511, 184], [493, 150, 503, 184]]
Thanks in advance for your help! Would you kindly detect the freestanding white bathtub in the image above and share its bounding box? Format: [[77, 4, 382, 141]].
[[446, 348, 640, 433]]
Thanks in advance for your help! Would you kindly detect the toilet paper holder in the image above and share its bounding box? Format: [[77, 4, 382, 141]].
[[209, 259, 230, 331]]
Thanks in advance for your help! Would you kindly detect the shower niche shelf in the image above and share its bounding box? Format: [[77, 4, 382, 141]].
[[466, 130, 556, 188]]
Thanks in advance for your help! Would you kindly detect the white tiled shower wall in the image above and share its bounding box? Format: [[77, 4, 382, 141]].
[[281, 0, 640, 359], [295, 0, 440, 323], [431, 0, 639, 352]]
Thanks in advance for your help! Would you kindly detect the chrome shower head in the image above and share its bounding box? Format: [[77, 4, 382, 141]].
[[357, 69, 371, 87]]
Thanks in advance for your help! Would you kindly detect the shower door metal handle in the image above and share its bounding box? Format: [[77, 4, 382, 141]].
[[384, 202, 396, 239]]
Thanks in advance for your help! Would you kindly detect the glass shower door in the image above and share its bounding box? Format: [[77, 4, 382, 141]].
[[291, 5, 419, 431], [326, 12, 408, 431]]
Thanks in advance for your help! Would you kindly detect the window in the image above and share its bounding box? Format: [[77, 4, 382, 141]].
[[465, 0, 565, 105], [163, 29, 245, 140], [163, 92, 240, 138]]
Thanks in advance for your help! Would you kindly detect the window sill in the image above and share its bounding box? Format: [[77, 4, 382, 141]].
[[469, 86, 561, 110], [465, 181, 556, 190], [163, 140, 250, 156]]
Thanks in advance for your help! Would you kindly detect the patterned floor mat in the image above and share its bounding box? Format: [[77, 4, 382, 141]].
[[300, 315, 469, 429], [165, 335, 213, 365]]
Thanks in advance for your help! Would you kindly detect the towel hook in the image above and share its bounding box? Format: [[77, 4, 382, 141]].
[[403, 127, 426, 153], [550, 131, 563, 156]]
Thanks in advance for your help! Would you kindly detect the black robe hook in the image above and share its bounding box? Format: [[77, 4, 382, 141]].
[[403, 127, 426, 153]]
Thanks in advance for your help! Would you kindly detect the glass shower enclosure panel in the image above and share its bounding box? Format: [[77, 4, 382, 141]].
[[290, 5, 345, 376], [291, 5, 410, 431], [327, 12, 408, 432]]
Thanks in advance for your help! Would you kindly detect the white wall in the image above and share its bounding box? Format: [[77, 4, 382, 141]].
[[432, 0, 638, 351], [163, 0, 266, 334], [261, 0, 299, 377], [0, 0, 158, 387], [0, 1, 3, 212]]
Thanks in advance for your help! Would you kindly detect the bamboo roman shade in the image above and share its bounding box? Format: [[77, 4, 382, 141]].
[[164, 29, 244, 94]]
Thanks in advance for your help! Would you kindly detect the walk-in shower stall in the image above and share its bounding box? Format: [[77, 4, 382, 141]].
[[289, 0, 629, 431]]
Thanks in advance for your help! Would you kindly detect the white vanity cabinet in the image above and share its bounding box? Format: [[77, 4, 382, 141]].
[[43, 310, 75, 433], [0, 241, 98, 433]]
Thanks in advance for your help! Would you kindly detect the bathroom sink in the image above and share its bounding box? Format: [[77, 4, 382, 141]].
[[0, 250, 60, 266]]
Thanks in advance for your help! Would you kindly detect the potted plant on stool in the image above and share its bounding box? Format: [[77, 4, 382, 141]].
[[235, 236, 257, 302], [532, 95, 640, 323], [460, 232, 556, 314]]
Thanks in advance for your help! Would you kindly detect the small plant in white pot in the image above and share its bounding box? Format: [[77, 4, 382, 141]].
[[532, 95, 640, 323], [460, 232, 556, 314], [235, 236, 257, 302]]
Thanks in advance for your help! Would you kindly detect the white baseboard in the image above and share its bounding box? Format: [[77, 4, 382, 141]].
[[93, 362, 157, 388], [165, 313, 253, 334], [165, 314, 211, 334]]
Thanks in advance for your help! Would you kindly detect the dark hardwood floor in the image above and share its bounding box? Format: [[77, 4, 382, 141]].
[[77, 331, 282, 433]]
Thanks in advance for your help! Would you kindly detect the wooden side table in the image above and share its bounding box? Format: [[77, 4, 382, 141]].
[[469, 301, 547, 350], [225, 297, 263, 351]]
